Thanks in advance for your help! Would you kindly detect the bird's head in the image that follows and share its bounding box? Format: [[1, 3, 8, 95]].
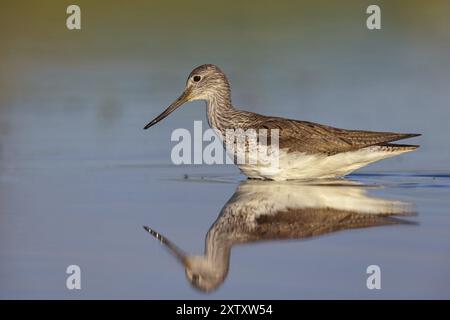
[[184, 255, 227, 293], [143, 226, 227, 293], [144, 64, 230, 129]]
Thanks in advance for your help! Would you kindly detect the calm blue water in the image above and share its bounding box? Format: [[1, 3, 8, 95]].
[[1, 0, 450, 299], [1, 156, 450, 298]]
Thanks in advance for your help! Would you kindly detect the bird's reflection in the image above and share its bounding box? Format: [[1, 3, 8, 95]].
[[144, 180, 415, 293]]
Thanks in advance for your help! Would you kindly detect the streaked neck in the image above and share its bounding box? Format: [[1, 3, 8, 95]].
[[206, 91, 234, 131]]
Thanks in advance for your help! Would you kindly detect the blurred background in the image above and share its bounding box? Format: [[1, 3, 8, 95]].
[[1, 0, 449, 299]]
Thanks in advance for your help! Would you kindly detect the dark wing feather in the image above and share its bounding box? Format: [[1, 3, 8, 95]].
[[231, 207, 415, 244], [249, 116, 420, 155]]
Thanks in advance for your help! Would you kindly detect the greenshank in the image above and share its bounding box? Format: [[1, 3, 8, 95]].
[[144, 64, 420, 180], [143, 180, 414, 292]]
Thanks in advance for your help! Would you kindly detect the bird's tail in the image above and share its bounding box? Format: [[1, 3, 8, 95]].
[[377, 143, 420, 153]]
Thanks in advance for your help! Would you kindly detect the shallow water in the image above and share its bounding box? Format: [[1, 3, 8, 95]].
[[1, 0, 450, 299], [1, 155, 450, 298]]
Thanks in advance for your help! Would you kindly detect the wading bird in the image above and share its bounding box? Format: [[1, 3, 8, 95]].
[[144, 64, 420, 180], [143, 180, 415, 292]]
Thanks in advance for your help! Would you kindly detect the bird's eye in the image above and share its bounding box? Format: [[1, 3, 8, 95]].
[[192, 274, 200, 282], [193, 75, 201, 82]]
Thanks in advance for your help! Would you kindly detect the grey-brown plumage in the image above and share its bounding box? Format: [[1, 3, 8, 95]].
[[144, 64, 421, 179], [216, 110, 420, 155], [143, 180, 416, 292]]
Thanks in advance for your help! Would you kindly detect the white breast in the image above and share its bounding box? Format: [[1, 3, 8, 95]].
[[237, 146, 413, 181]]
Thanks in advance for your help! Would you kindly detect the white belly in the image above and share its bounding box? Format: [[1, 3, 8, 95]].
[[237, 146, 413, 181]]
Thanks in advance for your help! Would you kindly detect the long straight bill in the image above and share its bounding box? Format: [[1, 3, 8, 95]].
[[143, 90, 191, 129], [143, 226, 187, 264]]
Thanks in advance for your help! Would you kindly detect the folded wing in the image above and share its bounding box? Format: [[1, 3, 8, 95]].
[[253, 116, 421, 155]]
